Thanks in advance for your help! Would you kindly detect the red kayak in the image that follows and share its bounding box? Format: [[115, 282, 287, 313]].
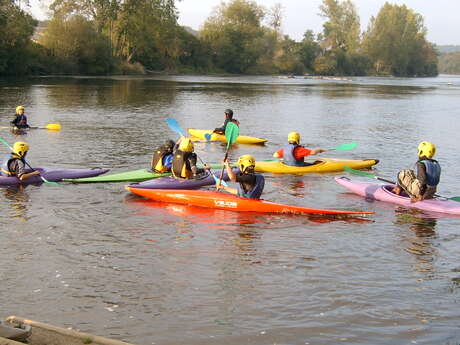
[[125, 187, 373, 216]]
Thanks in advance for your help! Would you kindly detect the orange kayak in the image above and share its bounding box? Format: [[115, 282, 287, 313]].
[[125, 187, 373, 216]]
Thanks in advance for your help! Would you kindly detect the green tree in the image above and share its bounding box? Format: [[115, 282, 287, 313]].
[[439, 52, 460, 75], [200, 0, 267, 73], [299, 30, 321, 72], [362, 3, 437, 76], [317, 0, 361, 75], [41, 15, 113, 74], [319, 0, 360, 53], [0, 0, 37, 75]]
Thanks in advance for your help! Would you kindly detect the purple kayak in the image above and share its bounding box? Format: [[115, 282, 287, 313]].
[[0, 167, 109, 186], [335, 176, 460, 215], [128, 170, 230, 190]]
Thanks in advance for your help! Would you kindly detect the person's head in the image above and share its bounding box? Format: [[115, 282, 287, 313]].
[[178, 138, 194, 153], [12, 141, 29, 158], [163, 139, 175, 153], [418, 141, 436, 159], [238, 154, 255, 174], [16, 105, 25, 115], [224, 109, 233, 120], [288, 131, 300, 145]]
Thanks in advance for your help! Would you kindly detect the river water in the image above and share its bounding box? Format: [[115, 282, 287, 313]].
[[0, 75, 459, 345]]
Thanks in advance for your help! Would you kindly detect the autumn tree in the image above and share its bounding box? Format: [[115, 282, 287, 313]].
[[200, 0, 267, 73], [362, 3, 437, 76], [0, 0, 37, 75]]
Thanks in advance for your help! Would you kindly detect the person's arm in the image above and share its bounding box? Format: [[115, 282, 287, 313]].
[[310, 148, 328, 155], [216, 184, 238, 195], [224, 159, 236, 182], [19, 170, 40, 181], [273, 148, 284, 158], [11, 116, 18, 126], [213, 119, 228, 134], [416, 161, 427, 186], [15, 161, 40, 181], [189, 154, 199, 176]]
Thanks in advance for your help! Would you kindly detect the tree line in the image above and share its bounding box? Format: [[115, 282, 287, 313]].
[[0, 0, 438, 77]]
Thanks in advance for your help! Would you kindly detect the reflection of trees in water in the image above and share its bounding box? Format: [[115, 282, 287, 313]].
[[1, 186, 29, 221], [394, 208, 437, 274], [41, 78, 179, 108]]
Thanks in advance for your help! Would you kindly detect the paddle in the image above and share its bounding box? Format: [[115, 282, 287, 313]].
[[165, 118, 228, 186], [217, 122, 239, 188], [30, 123, 62, 131], [344, 166, 460, 202], [328, 141, 357, 151], [0, 137, 58, 185], [1, 123, 61, 131]]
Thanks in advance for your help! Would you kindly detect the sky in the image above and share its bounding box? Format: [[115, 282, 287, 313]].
[[29, 0, 460, 45]]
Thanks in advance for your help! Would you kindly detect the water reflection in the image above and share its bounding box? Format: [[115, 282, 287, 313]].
[[1, 186, 30, 221], [394, 209, 437, 274]]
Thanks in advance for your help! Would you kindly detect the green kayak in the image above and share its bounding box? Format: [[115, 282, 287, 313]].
[[63, 169, 170, 183], [63, 164, 226, 183]]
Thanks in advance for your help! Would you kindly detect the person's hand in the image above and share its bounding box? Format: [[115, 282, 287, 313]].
[[32, 170, 41, 176], [204, 164, 210, 170], [216, 183, 224, 191], [410, 196, 422, 203]]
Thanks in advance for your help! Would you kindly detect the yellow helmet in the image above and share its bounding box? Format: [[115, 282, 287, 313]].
[[12, 141, 29, 158], [178, 138, 194, 153], [288, 131, 300, 144], [418, 141, 436, 158], [16, 105, 25, 114], [238, 154, 255, 173]]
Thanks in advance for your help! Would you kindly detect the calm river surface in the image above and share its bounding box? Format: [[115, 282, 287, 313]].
[[1, 75, 460, 345]]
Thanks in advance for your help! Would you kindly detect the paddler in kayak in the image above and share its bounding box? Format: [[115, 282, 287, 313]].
[[0, 141, 40, 181], [151, 139, 175, 173], [273, 132, 328, 166], [10, 106, 30, 130], [392, 141, 441, 203], [172, 137, 207, 179], [213, 109, 240, 134], [217, 154, 265, 199]]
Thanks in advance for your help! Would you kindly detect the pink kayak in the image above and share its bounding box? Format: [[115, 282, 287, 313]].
[[335, 176, 460, 215]]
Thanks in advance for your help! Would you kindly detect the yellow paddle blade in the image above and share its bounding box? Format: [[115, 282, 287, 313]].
[[45, 123, 61, 131]]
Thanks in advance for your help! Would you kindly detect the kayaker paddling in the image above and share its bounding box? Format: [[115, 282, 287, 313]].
[[273, 132, 328, 166], [151, 139, 175, 173], [172, 137, 207, 179], [213, 109, 240, 135], [217, 154, 265, 199], [0, 141, 40, 181], [392, 141, 441, 203], [10, 106, 30, 130]]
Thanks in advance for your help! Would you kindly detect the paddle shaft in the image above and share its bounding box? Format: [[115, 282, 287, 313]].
[[218, 151, 230, 187]]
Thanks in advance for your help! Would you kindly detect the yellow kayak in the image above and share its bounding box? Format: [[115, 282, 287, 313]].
[[255, 157, 379, 174], [188, 128, 267, 145]]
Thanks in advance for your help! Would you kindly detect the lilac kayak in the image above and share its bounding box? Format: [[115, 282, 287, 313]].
[[128, 170, 230, 190], [0, 167, 109, 186], [335, 176, 460, 215]]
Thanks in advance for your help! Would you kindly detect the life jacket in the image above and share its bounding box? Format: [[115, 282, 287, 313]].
[[0, 154, 21, 177], [238, 174, 265, 199], [172, 150, 193, 179], [151, 146, 173, 173], [13, 115, 28, 128], [283, 143, 305, 166], [420, 159, 441, 187]]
